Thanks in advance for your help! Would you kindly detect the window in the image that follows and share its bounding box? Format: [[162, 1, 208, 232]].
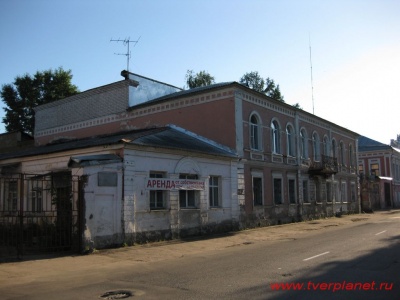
[[312, 132, 320, 161], [341, 182, 347, 202], [359, 163, 364, 175], [179, 174, 198, 208], [300, 129, 307, 159], [323, 136, 330, 156], [350, 183, 356, 202], [253, 177, 263, 206], [326, 182, 332, 202], [250, 114, 261, 150], [286, 125, 295, 157], [303, 180, 309, 203], [332, 139, 337, 158], [334, 182, 339, 202], [273, 178, 283, 204], [370, 163, 379, 176], [288, 179, 296, 204], [209, 176, 220, 207], [29, 180, 43, 213], [3, 180, 17, 212], [340, 142, 345, 166], [150, 172, 166, 209], [271, 120, 280, 154], [349, 144, 354, 169]]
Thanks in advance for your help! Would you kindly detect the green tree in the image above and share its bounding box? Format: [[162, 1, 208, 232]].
[[1, 67, 79, 134], [185, 70, 215, 89], [292, 102, 302, 109], [239, 71, 264, 93], [239, 71, 285, 102]]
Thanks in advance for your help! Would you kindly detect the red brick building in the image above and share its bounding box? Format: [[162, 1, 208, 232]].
[[358, 136, 400, 210], [34, 71, 360, 226]]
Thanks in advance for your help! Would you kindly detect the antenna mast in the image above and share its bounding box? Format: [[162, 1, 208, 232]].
[[309, 35, 315, 114], [110, 36, 141, 72]]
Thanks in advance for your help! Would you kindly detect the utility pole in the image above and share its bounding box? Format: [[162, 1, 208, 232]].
[[309, 35, 315, 115], [110, 36, 141, 72]]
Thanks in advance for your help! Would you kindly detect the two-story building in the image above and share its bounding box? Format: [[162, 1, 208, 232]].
[[358, 136, 400, 210], [34, 71, 360, 227]]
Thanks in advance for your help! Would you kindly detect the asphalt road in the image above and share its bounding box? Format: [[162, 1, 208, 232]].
[[0, 210, 399, 299]]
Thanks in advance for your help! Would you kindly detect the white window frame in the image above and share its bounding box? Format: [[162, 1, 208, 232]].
[[286, 124, 296, 157], [300, 128, 308, 159], [271, 120, 281, 154], [149, 171, 167, 210], [252, 171, 263, 206], [179, 174, 199, 208], [312, 132, 320, 161], [209, 176, 221, 207], [250, 113, 262, 151]]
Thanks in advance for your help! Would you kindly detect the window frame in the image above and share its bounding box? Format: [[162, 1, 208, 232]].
[[149, 171, 167, 210], [252, 175, 263, 206], [288, 177, 297, 204], [273, 175, 283, 205], [286, 124, 296, 157], [250, 113, 262, 151], [179, 174, 199, 208], [271, 120, 281, 154], [312, 132, 320, 161], [302, 180, 309, 203], [209, 176, 221, 208], [300, 128, 308, 159]]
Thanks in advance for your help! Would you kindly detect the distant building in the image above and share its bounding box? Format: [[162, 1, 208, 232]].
[[0, 131, 34, 153], [358, 136, 400, 210], [390, 134, 400, 150]]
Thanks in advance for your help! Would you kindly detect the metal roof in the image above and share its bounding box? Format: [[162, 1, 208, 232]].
[[0, 126, 237, 161], [358, 136, 392, 152]]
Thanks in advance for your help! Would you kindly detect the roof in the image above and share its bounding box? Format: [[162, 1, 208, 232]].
[[127, 80, 360, 137], [0, 125, 238, 161], [129, 81, 237, 110], [358, 136, 392, 152]]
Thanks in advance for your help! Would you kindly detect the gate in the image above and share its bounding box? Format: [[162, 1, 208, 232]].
[[0, 173, 83, 260]]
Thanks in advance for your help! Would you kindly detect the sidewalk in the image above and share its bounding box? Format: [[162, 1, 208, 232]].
[[0, 210, 399, 288]]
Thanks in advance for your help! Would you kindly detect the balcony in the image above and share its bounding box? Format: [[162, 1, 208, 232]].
[[308, 155, 338, 177]]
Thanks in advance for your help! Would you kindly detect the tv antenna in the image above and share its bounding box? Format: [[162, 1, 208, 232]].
[[110, 36, 141, 72], [309, 35, 315, 114]]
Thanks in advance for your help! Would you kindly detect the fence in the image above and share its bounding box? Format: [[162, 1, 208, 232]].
[[0, 173, 82, 260]]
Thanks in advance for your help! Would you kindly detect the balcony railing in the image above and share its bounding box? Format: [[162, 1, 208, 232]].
[[308, 155, 338, 176]]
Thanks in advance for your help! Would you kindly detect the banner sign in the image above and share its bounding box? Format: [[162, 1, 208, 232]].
[[145, 178, 205, 190]]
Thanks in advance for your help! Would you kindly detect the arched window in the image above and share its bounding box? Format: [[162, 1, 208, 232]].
[[349, 144, 354, 168], [286, 124, 295, 157], [250, 114, 261, 150], [332, 139, 337, 158], [323, 136, 330, 156], [271, 120, 281, 154], [312, 132, 320, 161], [300, 129, 307, 159], [340, 141, 345, 165]]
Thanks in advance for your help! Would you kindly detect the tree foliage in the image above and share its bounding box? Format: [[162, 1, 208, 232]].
[[185, 70, 215, 89], [1, 67, 79, 134], [239, 71, 285, 102]]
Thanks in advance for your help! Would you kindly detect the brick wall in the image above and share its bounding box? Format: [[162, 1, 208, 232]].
[[35, 80, 131, 133]]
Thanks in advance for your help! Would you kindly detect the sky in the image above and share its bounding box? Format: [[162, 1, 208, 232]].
[[0, 0, 399, 144]]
